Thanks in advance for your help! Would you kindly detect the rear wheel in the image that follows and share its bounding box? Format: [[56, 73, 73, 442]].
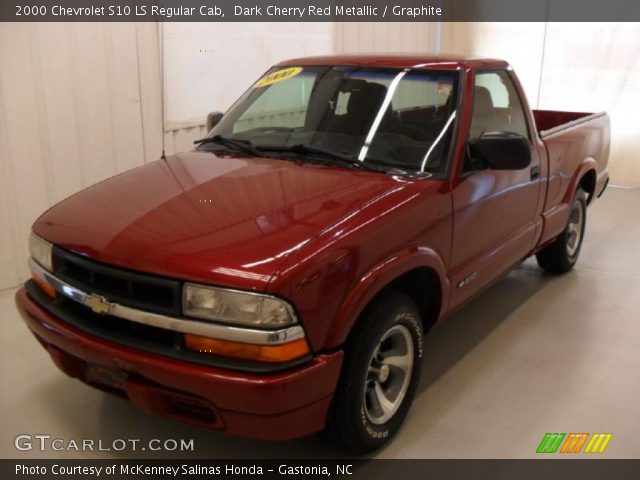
[[325, 293, 423, 453], [536, 187, 587, 273]]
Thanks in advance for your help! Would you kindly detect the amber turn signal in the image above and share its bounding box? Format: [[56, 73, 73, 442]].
[[32, 274, 57, 299], [184, 334, 310, 363]]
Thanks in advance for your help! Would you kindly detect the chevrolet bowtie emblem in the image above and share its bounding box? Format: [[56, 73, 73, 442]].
[[84, 294, 112, 315]]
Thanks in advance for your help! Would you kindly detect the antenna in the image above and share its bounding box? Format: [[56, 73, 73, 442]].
[[158, 5, 166, 160]]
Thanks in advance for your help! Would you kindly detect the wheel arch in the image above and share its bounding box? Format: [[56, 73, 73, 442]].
[[564, 158, 597, 206], [324, 246, 449, 349], [578, 168, 597, 205]]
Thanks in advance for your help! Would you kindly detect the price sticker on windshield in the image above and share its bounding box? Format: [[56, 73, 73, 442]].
[[254, 67, 303, 88]]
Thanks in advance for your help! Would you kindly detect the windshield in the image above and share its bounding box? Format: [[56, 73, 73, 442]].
[[201, 66, 459, 174]]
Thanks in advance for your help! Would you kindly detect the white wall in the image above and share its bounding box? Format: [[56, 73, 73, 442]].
[[441, 23, 547, 106], [0, 22, 335, 290], [441, 22, 640, 187], [0, 22, 163, 290], [335, 22, 439, 53], [164, 23, 334, 127], [537, 23, 640, 186]]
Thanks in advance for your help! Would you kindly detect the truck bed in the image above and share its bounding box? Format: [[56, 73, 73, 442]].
[[534, 108, 610, 247], [533, 109, 607, 138]]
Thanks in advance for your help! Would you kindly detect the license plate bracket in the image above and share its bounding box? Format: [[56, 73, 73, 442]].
[[85, 363, 128, 390]]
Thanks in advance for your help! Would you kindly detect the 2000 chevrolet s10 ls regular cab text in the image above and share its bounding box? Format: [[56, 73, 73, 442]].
[[16, 55, 610, 453]]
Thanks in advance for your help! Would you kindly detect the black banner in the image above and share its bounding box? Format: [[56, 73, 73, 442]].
[[4, 459, 640, 480], [3, 0, 640, 22]]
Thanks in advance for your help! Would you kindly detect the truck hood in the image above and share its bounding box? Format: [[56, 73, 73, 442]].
[[34, 151, 406, 291]]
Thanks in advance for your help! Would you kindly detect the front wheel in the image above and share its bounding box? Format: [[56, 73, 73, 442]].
[[325, 293, 424, 453], [536, 187, 587, 274]]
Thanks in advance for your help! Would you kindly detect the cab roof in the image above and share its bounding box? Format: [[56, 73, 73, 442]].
[[277, 54, 509, 70]]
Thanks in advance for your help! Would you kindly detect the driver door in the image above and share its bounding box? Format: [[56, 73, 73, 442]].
[[449, 70, 542, 309]]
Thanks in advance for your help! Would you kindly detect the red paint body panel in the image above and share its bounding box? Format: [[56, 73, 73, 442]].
[[268, 179, 452, 350], [532, 109, 593, 133], [33, 153, 405, 292], [278, 54, 509, 70], [17, 55, 610, 439]]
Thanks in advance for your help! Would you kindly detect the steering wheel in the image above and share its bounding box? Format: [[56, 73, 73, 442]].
[[385, 124, 427, 141]]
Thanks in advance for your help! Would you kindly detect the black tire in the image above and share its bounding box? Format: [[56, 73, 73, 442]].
[[325, 292, 424, 454], [536, 187, 587, 274]]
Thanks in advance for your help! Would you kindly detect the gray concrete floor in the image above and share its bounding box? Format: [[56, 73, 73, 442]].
[[1, 187, 639, 459]]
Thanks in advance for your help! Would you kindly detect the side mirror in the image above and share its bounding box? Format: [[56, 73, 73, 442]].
[[206, 111, 224, 132], [469, 132, 531, 170]]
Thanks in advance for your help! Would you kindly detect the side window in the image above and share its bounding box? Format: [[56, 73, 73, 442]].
[[469, 71, 529, 140]]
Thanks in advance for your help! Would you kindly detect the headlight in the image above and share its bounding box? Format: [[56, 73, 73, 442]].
[[29, 233, 53, 272], [183, 283, 297, 328]]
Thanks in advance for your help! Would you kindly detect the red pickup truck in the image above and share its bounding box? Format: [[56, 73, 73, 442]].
[[16, 55, 609, 453]]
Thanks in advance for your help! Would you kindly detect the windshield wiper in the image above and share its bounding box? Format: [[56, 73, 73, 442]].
[[258, 144, 385, 173], [365, 157, 434, 179], [193, 139, 426, 177], [194, 135, 265, 157]]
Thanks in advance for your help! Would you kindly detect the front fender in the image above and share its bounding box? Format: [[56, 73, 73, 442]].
[[323, 245, 450, 349]]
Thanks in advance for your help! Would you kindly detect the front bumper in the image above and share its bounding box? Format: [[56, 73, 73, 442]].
[[15, 287, 343, 440]]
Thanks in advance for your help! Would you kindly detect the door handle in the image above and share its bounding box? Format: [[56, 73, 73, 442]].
[[530, 165, 540, 180]]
